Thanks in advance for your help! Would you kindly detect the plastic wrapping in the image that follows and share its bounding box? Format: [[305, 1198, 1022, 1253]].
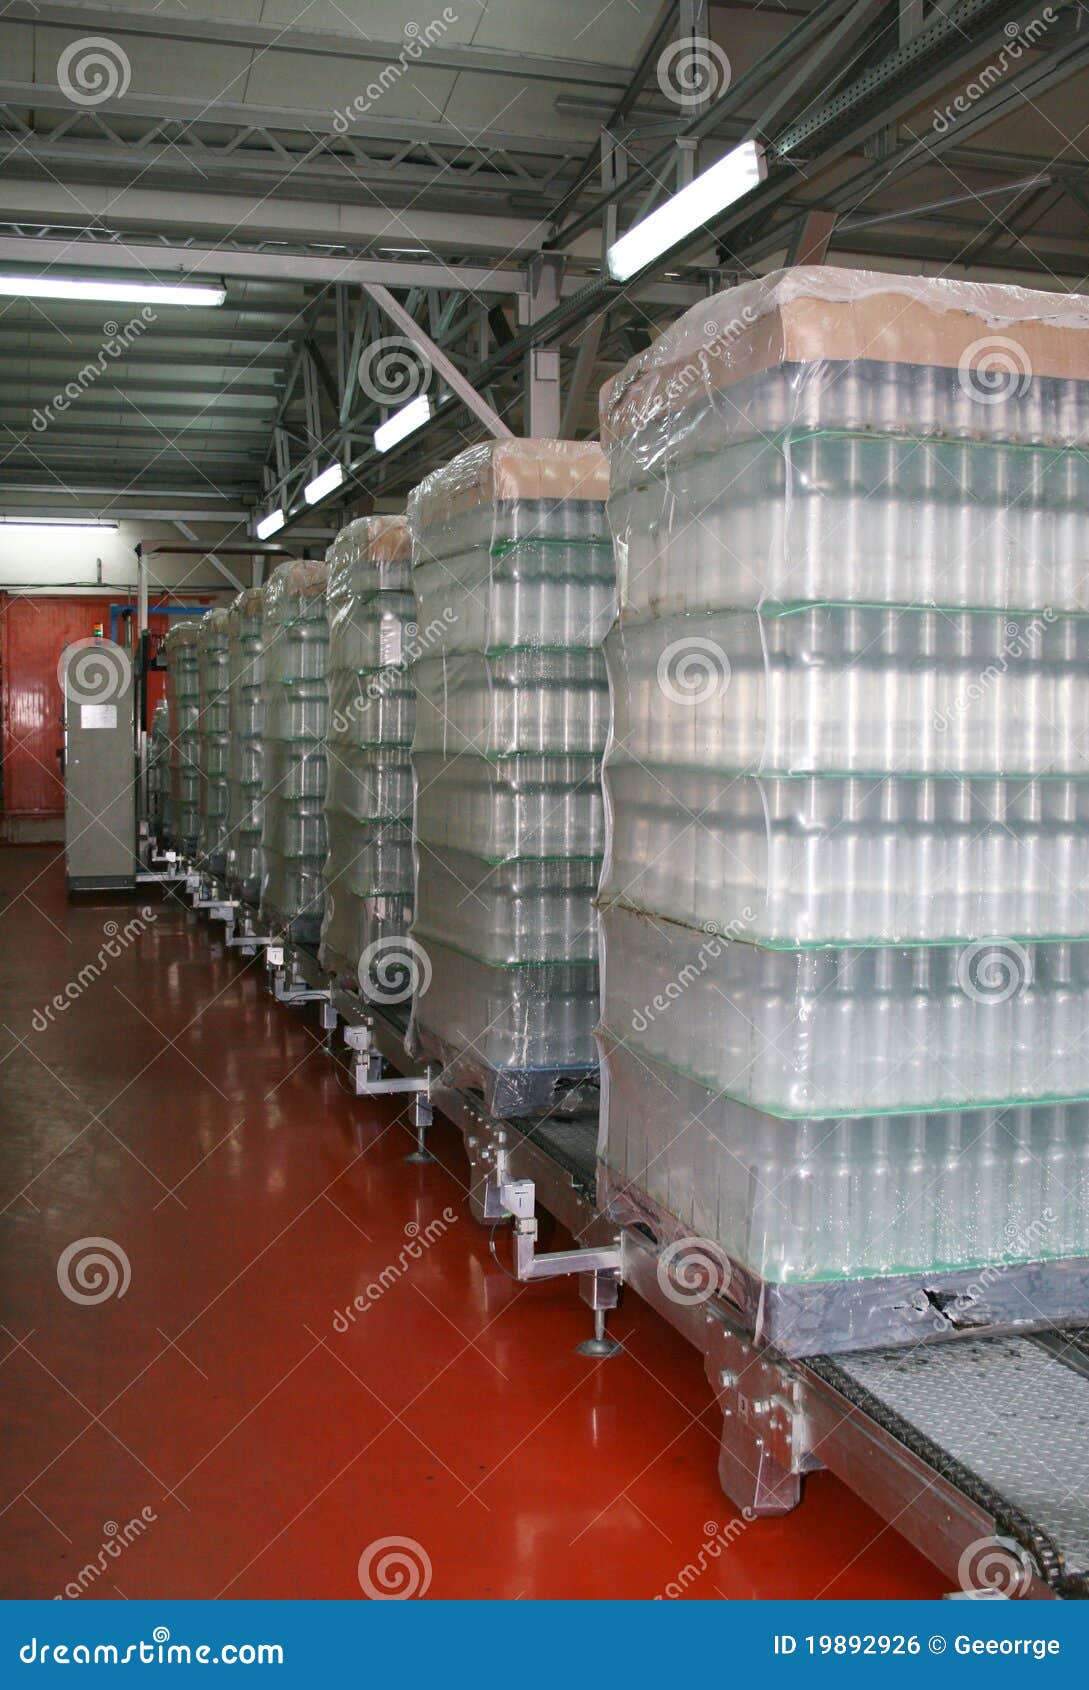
[[601, 766, 1089, 945], [413, 843, 599, 965], [606, 606, 1089, 777], [260, 560, 328, 944], [225, 587, 264, 905], [407, 440, 613, 1096], [319, 516, 416, 991], [601, 265, 1089, 454], [599, 906, 1089, 1117], [163, 620, 202, 854], [148, 698, 170, 840], [610, 431, 1089, 616], [196, 606, 231, 876], [598, 1035, 1089, 1289], [412, 941, 599, 1116], [413, 650, 608, 757], [413, 753, 604, 860], [598, 266, 1089, 1300], [603, 268, 1089, 618]]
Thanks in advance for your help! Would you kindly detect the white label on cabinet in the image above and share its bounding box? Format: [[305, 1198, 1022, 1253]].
[[81, 704, 117, 729]]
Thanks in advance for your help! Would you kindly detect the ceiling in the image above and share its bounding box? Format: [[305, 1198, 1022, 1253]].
[[1, 0, 1088, 547]]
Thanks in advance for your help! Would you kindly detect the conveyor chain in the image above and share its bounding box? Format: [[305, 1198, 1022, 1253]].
[[807, 1352, 1089, 1599]]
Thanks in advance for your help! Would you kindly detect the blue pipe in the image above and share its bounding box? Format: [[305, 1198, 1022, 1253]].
[[108, 602, 212, 643]]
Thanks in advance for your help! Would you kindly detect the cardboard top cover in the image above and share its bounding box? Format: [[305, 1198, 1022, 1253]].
[[327, 514, 411, 568], [600, 265, 1089, 442], [408, 439, 609, 536], [230, 586, 265, 623], [262, 557, 327, 611]]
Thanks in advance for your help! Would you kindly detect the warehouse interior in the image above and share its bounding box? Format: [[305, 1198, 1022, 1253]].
[[3, 0, 1089, 1603]]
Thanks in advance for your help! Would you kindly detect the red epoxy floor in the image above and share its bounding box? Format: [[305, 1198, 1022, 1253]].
[[0, 846, 945, 1600]]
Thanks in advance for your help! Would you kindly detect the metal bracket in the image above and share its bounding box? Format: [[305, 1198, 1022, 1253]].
[[274, 977, 333, 1007], [351, 1056, 434, 1161], [194, 898, 238, 922], [227, 930, 268, 955], [704, 1324, 819, 1517], [476, 1144, 624, 1353]]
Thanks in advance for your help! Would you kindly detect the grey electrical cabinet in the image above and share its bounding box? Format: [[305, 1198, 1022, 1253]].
[[62, 640, 138, 892]]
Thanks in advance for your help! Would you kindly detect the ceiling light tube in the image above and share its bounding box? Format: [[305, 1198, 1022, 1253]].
[[303, 462, 344, 505], [0, 519, 119, 531], [255, 507, 285, 540], [606, 140, 767, 283], [0, 276, 226, 307], [374, 394, 432, 454]]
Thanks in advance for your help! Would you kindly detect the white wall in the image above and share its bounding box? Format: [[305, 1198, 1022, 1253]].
[[0, 516, 331, 600]]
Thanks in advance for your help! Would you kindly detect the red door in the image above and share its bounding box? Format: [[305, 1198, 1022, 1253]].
[[0, 596, 193, 819]]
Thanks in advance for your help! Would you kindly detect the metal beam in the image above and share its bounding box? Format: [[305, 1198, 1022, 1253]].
[[0, 506, 251, 521], [174, 521, 243, 592], [363, 284, 513, 441], [547, 0, 867, 251], [0, 82, 580, 160], [560, 310, 607, 439], [1, 3, 636, 88], [0, 234, 524, 297]]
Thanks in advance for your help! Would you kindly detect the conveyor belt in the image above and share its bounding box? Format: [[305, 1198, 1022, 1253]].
[[521, 1115, 597, 1201], [810, 1335, 1089, 1597]]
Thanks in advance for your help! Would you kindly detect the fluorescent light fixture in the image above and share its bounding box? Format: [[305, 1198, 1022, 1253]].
[[255, 507, 285, 540], [374, 394, 432, 454], [0, 519, 118, 532], [0, 275, 226, 307], [606, 140, 766, 283], [303, 462, 345, 505]]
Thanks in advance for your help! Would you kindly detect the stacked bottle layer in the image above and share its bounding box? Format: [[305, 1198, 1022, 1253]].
[[597, 264, 1089, 1289], [163, 620, 202, 855], [197, 607, 231, 877], [407, 439, 614, 1110], [148, 698, 170, 841], [225, 587, 264, 905], [260, 559, 329, 945], [318, 515, 416, 996]]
